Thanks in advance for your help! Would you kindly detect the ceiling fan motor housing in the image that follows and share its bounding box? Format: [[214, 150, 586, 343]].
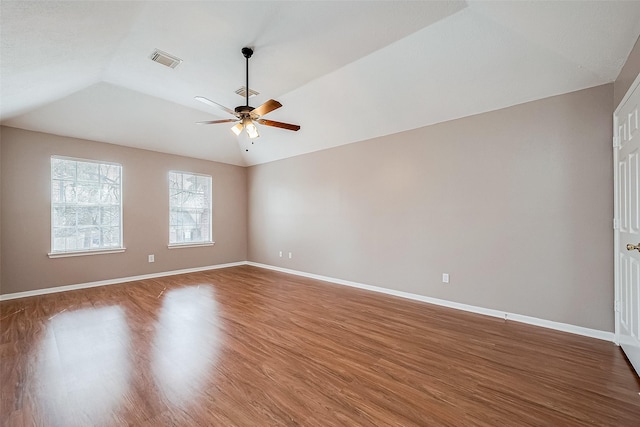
[[235, 105, 254, 114]]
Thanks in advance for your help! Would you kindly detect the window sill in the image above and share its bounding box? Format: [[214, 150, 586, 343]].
[[168, 242, 215, 249], [48, 248, 126, 258]]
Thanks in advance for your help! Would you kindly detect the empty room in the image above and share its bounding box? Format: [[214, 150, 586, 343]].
[[3, 1, 640, 425]]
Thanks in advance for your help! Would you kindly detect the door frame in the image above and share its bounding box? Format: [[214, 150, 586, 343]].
[[614, 71, 640, 346]]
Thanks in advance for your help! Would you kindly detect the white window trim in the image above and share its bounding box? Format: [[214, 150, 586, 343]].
[[167, 242, 215, 249], [48, 248, 126, 258], [50, 155, 124, 255], [168, 170, 213, 246]]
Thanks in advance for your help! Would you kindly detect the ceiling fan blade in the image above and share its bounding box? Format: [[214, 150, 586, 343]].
[[194, 96, 237, 117], [196, 119, 238, 125], [252, 99, 282, 117], [257, 119, 301, 131]]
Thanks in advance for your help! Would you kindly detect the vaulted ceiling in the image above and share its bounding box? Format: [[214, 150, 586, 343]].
[[2, 1, 640, 166]]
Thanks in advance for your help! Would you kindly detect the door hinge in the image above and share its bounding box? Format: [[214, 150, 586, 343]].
[[614, 218, 619, 230], [615, 300, 621, 313], [613, 136, 621, 148]]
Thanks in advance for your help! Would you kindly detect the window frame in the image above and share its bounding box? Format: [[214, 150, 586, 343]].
[[168, 170, 214, 248], [49, 155, 125, 258]]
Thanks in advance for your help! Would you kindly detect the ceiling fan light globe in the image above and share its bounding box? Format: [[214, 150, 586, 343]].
[[242, 117, 259, 139], [246, 122, 260, 139], [231, 124, 242, 136]]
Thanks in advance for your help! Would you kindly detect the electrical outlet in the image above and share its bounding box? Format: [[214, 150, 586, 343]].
[[288, 252, 292, 259], [279, 251, 283, 257], [148, 254, 155, 263], [442, 273, 449, 283]]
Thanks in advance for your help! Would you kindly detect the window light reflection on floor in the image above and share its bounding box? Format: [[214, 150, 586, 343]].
[[151, 285, 222, 407], [33, 306, 131, 426]]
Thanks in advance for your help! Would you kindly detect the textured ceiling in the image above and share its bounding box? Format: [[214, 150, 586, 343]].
[[2, 1, 640, 166]]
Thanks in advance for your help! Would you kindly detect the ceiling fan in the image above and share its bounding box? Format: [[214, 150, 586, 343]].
[[195, 47, 300, 140]]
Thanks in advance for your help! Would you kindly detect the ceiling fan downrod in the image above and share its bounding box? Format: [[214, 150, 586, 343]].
[[242, 47, 253, 108]]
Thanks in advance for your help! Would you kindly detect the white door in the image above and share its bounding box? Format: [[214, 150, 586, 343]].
[[615, 73, 640, 376]]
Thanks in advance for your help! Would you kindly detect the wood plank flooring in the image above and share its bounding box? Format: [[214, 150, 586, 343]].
[[1, 265, 640, 426]]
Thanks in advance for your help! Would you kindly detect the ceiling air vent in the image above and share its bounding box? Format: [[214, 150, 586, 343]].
[[150, 49, 182, 69], [235, 86, 259, 98]]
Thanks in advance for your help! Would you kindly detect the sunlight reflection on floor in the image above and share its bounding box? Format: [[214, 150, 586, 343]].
[[34, 305, 131, 426], [151, 285, 221, 408]]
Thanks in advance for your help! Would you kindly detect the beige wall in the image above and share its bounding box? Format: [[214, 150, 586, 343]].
[[615, 35, 640, 107], [248, 84, 614, 332], [0, 134, 2, 291], [0, 127, 247, 295]]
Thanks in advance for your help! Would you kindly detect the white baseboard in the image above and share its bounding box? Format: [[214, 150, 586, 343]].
[[0, 261, 246, 301], [247, 262, 615, 342], [1, 260, 615, 343]]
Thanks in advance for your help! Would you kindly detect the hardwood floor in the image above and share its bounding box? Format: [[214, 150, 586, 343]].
[[1, 265, 640, 426]]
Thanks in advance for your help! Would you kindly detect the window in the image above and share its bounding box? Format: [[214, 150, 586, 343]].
[[169, 171, 212, 246], [50, 156, 123, 255]]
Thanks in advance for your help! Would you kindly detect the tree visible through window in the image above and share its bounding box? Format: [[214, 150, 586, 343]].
[[51, 156, 123, 254], [169, 171, 212, 245]]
